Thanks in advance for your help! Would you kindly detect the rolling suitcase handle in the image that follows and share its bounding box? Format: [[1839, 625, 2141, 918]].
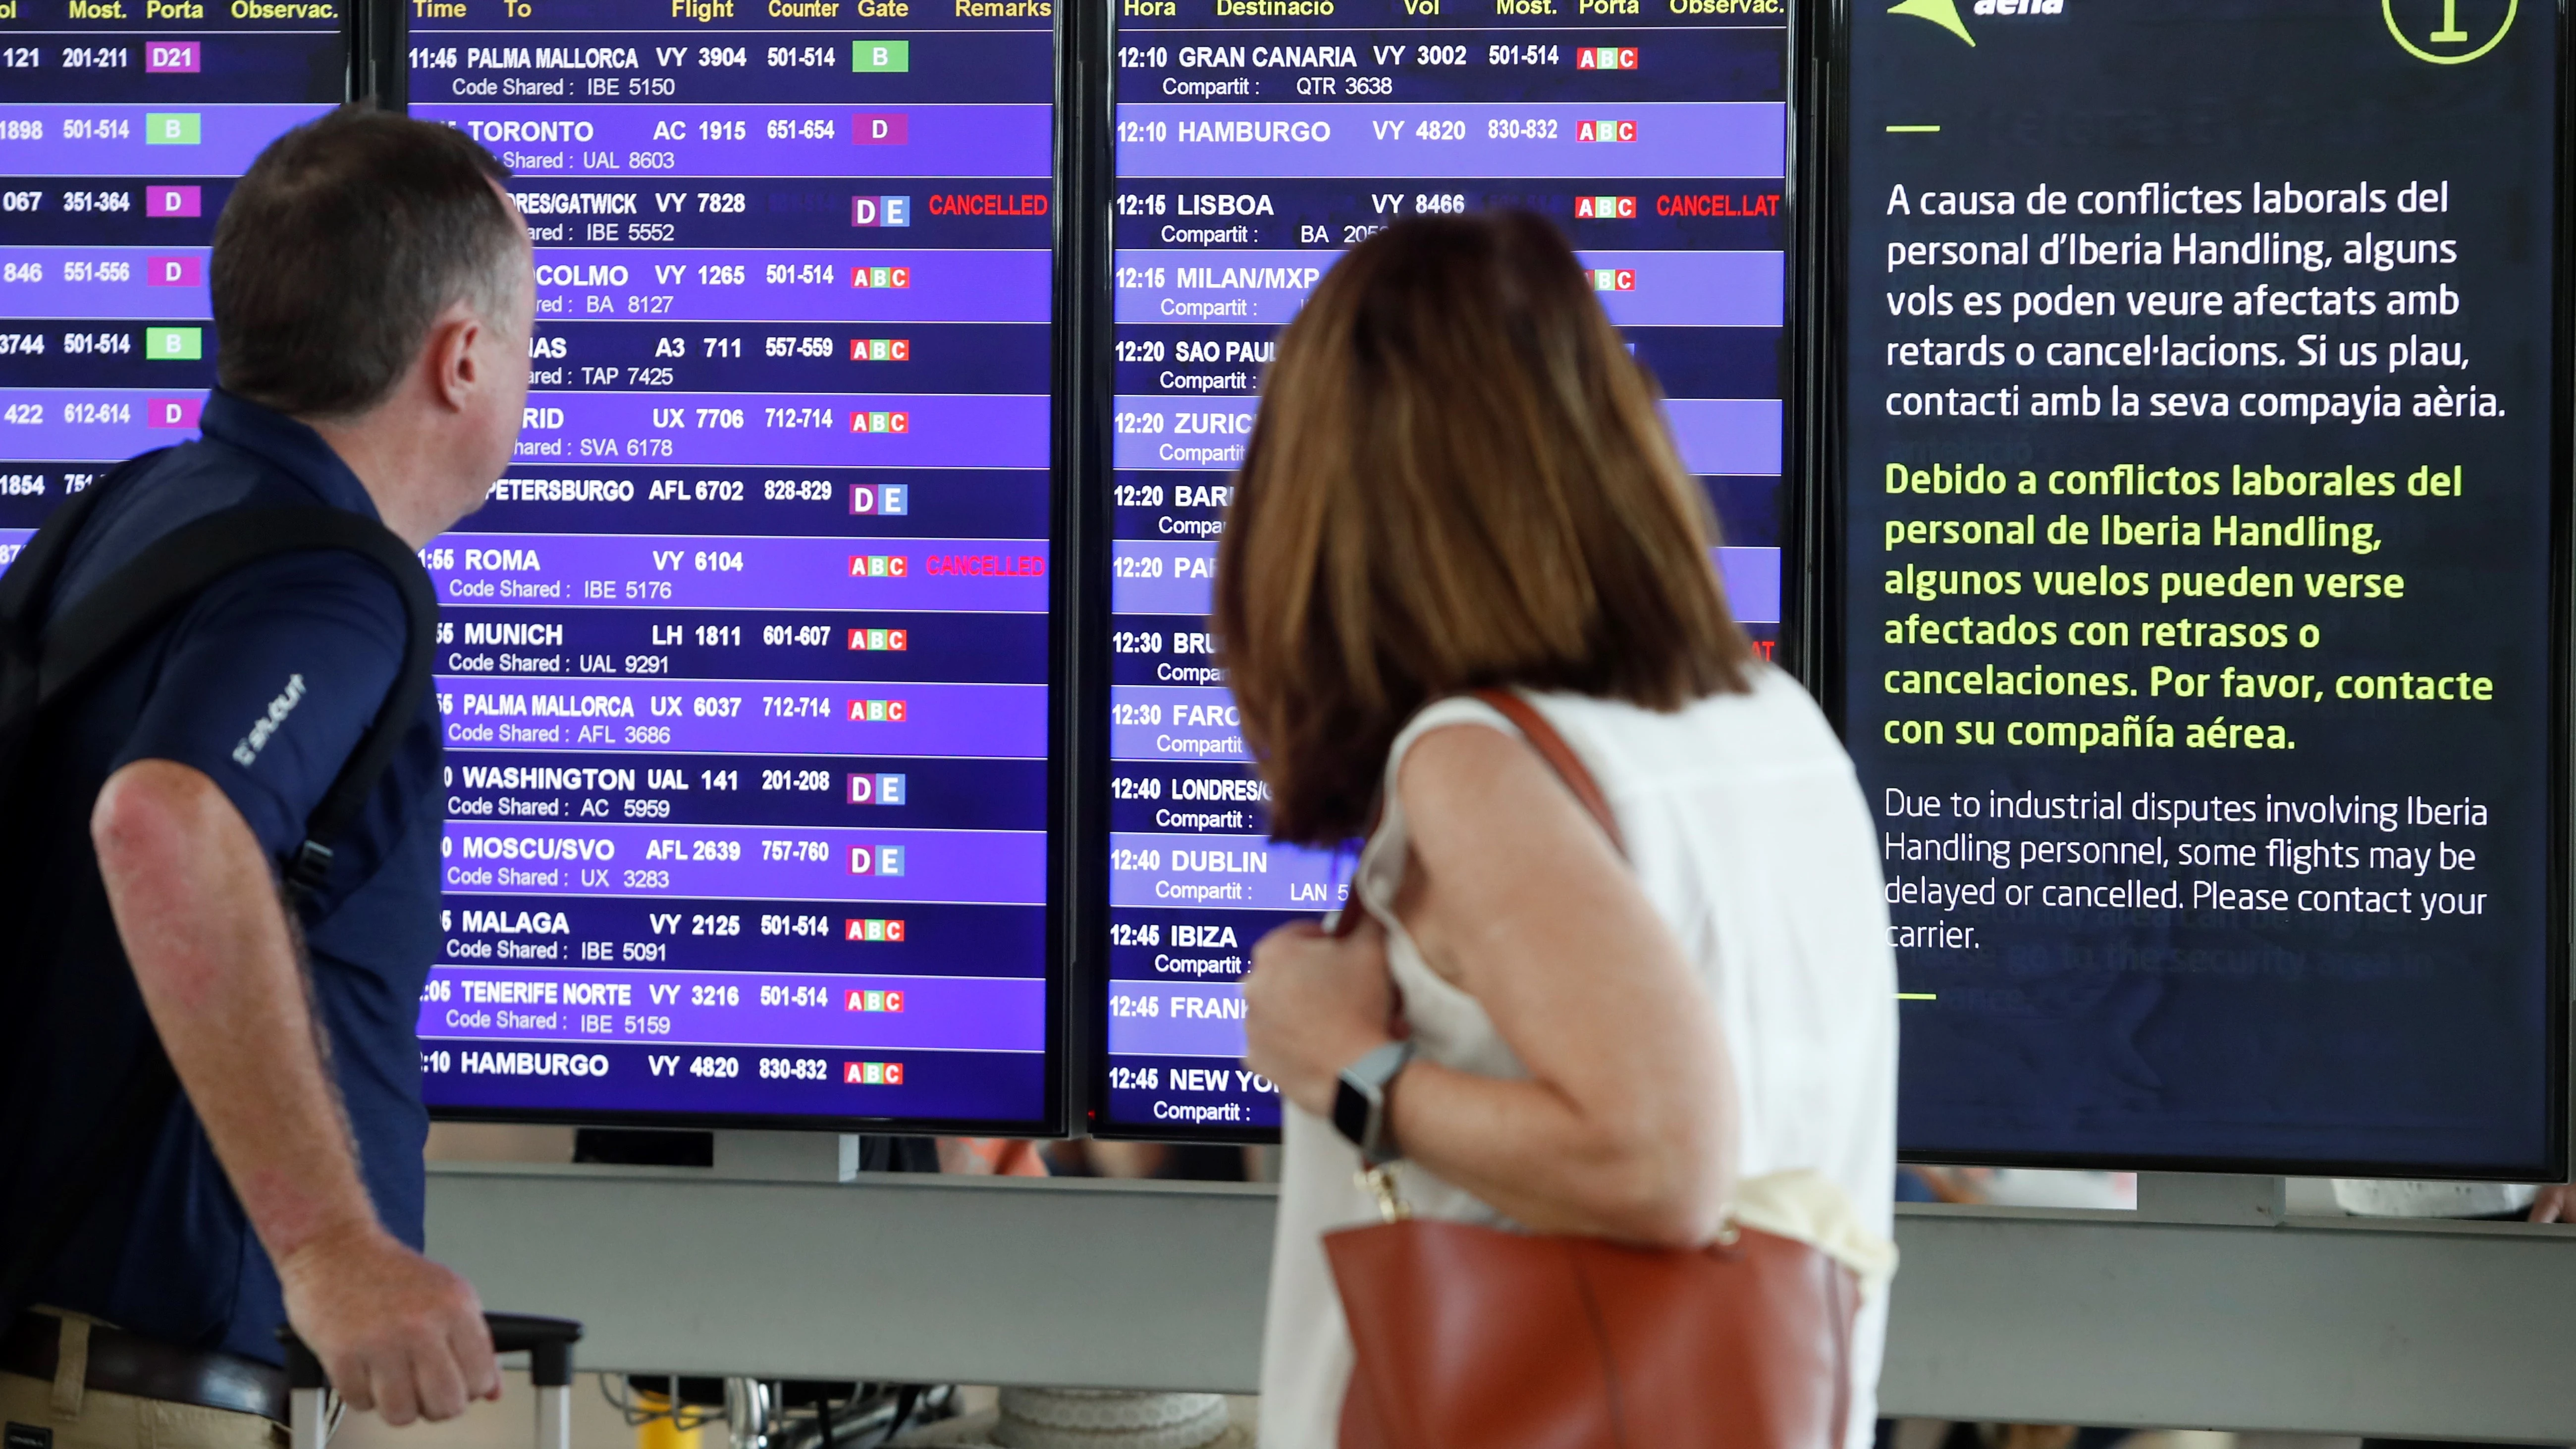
[[279, 1313, 584, 1449]]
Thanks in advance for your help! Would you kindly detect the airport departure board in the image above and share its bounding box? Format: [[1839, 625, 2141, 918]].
[[1096, 0, 1790, 1135], [409, 0, 1063, 1128], [0, 0, 341, 531], [1842, 0, 2564, 1172]]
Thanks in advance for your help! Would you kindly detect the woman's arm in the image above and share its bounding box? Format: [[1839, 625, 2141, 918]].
[[1241, 722, 1737, 1247]]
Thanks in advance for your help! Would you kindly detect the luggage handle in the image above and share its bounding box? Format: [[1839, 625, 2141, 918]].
[[279, 1313, 582, 1449]]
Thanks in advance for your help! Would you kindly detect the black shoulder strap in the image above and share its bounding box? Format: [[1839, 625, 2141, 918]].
[[0, 457, 164, 736], [36, 507, 440, 897], [0, 498, 438, 1321], [0, 456, 160, 627]]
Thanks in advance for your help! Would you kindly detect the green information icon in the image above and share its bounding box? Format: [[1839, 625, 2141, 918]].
[[2384, 0, 2515, 63]]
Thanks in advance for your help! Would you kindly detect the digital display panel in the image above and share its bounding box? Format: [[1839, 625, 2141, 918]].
[[409, 0, 1062, 1128], [1840, 0, 2563, 1173], [0, 0, 343, 529], [1096, 0, 1791, 1135]]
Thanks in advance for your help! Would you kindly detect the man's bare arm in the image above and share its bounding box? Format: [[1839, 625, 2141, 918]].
[[93, 758, 498, 1423]]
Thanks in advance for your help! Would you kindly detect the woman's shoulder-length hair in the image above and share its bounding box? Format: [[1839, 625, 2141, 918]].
[[1213, 210, 1756, 848]]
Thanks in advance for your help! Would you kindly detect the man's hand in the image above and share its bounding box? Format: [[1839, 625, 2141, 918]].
[[2530, 1184, 2576, 1223], [1241, 917, 1398, 1117], [275, 1225, 500, 1423]]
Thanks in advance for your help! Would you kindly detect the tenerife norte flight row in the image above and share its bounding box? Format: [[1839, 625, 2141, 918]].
[[3, 0, 2563, 1176]]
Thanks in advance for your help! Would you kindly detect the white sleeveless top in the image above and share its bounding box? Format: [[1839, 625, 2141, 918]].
[[1256, 669, 1899, 1449]]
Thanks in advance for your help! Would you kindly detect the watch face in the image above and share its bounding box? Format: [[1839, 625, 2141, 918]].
[[1332, 1077, 1371, 1148]]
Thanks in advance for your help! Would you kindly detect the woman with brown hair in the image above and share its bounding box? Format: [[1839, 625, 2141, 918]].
[[1229, 212, 1896, 1447]]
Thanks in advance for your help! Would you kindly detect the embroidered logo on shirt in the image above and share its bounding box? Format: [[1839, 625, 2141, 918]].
[[232, 673, 307, 767]]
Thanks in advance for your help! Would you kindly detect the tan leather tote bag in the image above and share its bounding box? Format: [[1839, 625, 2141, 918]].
[[1323, 689, 1889, 1449]]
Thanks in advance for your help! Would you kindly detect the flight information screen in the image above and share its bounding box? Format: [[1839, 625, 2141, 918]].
[[0, 0, 341, 533], [1097, 0, 1789, 1136], [1842, 0, 2563, 1173], [410, 0, 1062, 1128]]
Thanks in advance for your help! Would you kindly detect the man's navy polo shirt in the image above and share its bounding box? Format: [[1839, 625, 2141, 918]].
[[0, 390, 444, 1364]]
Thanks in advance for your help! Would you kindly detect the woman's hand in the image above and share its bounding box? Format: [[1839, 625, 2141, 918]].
[[1242, 917, 1399, 1117]]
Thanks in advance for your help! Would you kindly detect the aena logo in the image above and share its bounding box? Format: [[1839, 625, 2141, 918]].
[[1889, 0, 2063, 46]]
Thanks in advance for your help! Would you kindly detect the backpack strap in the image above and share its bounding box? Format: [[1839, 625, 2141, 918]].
[[0, 456, 162, 627], [0, 499, 438, 1321], [33, 507, 439, 900], [0, 458, 165, 749]]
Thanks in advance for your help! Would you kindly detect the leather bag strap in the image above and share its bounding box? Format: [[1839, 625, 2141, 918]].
[[1468, 688, 1625, 859], [1332, 689, 1626, 941]]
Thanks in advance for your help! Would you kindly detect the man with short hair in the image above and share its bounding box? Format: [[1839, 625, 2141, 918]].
[[0, 107, 533, 1446]]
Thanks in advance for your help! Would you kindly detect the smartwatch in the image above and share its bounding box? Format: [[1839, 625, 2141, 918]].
[[1331, 1040, 1416, 1165]]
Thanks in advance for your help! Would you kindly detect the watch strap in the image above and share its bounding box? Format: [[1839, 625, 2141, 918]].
[[1334, 1039, 1415, 1164]]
